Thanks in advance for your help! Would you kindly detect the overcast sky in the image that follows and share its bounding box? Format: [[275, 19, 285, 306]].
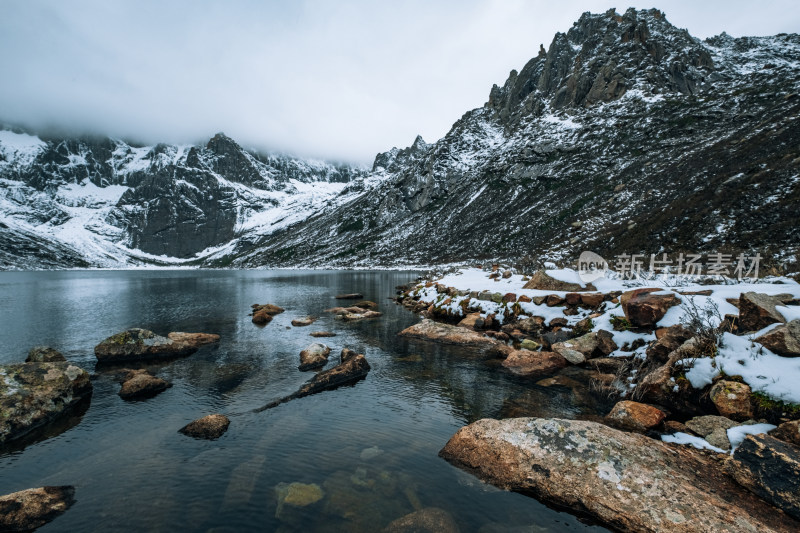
[[0, 1, 797, 163]]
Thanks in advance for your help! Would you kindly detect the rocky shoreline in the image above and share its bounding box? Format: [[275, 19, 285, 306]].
[[396, 265, 800, 531]]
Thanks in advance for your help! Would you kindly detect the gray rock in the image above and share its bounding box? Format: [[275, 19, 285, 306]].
[[25, 346, 66, 363]]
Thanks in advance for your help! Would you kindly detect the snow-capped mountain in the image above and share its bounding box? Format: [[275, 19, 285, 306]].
[[1, 8, 799, 270], [0, 130, 369, 268]]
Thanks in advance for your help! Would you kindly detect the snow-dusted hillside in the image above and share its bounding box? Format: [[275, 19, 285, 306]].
[[0, 130, 369, 268], [1, 8, 799, 271]]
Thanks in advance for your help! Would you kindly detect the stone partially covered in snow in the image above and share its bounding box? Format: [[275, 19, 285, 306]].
[[0, 362, 92, 445], [739, 292, 786, 332], [620, 288, 680, 328], [397, 319, 500, 347], [605, 400, 666, 432], [439, 418, 800, 532], [727, 433, 800, 521], [522, 270, 590, 292], [756, 320, 800, 357], [0, 486, 76, 532]]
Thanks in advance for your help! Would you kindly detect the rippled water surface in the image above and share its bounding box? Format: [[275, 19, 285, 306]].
[[0, 270, 609, 532]]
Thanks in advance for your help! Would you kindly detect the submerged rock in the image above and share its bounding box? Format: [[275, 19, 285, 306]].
[[727, 433, 800, 520], [275, 482, 324, 520], [382, 507, 460, 533], [0, 486, 75, 532], [25, 346, 66, 363], [326, 306, 383, 321], [118, 370, 170, 400], [0, 362, 92, 445], [179, 414, 230, 440], [335, 293, 364, 300], [94, 328, 216, 363], [299, 343, 331, 371], [256, 353, 371, 411], [310, 331, 337, 338], [291, 317, 317, 327], [440, 418, 800, 532], [397, 319, 500, 347]]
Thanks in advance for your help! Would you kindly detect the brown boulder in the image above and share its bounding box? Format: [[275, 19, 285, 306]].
[[546, 294, 564, 307], [710, 380, 754, 421], [646, 325, 693, 363], [252, 312, 273, 325], [580, 293, 605, 308], [756, 320, 800, 356], [179, 414, 230, 440], [739, 292, 786, 332], [605, 400, 666, 432], [118, 372, 170, 400], [522, 270, 592, 291], [564, 293, 581, 306], [457, 313, 485, 330], [326, 306, 383, 321], [517, 295, 532, 303], [502, 292, 517, 304], [0, 486, 75, 531], [440, 418, 800, 532], [501, 350, 567, 376], [620, 288, 680, 327], [397, 319, 500, 347], [299, 343, 331, 371], [727, 434, 800, 520], [770, 420, 800, 447], [251, 304, 284, 324]]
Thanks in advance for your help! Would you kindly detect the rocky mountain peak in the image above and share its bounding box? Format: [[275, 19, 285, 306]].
[[371, 134, 430, 173], [487, 7, 715, 124]]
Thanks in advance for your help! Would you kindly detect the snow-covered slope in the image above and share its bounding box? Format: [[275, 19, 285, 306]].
[[0, 130, 369, 268], [1, 8, 799, 271]]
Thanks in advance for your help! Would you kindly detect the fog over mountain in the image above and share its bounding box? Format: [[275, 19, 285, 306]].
[[1, 0, 798, 162]]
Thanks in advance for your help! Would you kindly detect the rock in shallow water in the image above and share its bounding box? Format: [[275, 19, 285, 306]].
[[0, 362, 92, 445], [94, 328, 218, 363], [118, 370, 170, 400], [500, 350, 566, 376], [397, 319, 500, 347], [25, 346, 66, 363], [0, 486, 75, 532], [179, 414, 230, 440], [439, 417, 800, 532], [299, 343, 331, 371], [382, 507, 460, 533]]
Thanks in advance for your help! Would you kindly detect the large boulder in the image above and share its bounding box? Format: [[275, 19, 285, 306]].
[[605, 400, 666, 432], [727, 434, 800, 521], [647, 325, 693, 363], [25, 346, 66, 363], [397, 319, 500, 347], [94, 328, 215, 363], [620, 288, 680, 328], [709, 380, 754, 421], [0, 486, 75, 532], [0, 362, 92, 445], [440, 418, 800, 532], [739, 292, 786, 332], [756, 320, 800, 357], [382, 507, 460, 533], [501, 350, 567, 376], [522, 270, 591, 291], [552, 330, 617, 364], [179, 414, 230, 440], [299, 343, 331, 371]]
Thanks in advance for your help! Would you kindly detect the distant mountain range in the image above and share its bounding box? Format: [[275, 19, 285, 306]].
[[2, 8, 799, 271]]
